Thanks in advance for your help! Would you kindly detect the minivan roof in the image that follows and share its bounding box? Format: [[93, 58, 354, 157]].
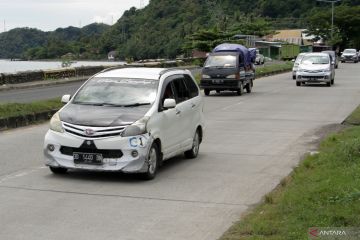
[[96, 67, 174, 80]]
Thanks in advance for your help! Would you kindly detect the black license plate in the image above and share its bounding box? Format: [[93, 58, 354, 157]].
[[212, 79, 224, 84], [73, 152, 103, 165]]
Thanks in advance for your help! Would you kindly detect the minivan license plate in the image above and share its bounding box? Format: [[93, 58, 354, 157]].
[[213, 80, 224, 84], [73, 152, 103, 165]]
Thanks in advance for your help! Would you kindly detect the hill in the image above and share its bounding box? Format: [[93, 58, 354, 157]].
[[0, 0, 359, 60], [0, 23, 110, 59]]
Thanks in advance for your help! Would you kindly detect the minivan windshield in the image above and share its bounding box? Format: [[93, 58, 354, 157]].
[[205, 55, 237, 68], [73, 78, 159, 107], [301, 55, 329, 65], [344, 49, 356, 54]]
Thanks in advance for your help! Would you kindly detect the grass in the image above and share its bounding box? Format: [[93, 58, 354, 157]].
[[256, 62, 293, 77], [220, 117, 360, 239], [344, 105, 360, 125], [0, 98, 62, 119]]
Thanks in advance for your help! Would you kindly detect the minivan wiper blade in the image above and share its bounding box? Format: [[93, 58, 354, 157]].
[[124, 103, 152, 107], [73, 102, 105, 106]]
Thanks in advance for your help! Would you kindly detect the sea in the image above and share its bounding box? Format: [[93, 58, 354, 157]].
[[0, 59, 126, 74]]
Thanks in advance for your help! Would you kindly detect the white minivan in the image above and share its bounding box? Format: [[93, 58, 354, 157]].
[[44, 68, 205, 180]]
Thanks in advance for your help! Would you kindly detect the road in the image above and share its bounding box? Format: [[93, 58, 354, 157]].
[[0, 68, 202, 103], [0, 63, 359, 240]]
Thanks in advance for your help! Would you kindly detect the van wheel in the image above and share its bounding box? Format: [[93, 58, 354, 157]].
[[326, 82, 331, 87], [185, 130, 200, 159], [331, 79, 334, 85], [141, 143, 159, 180], [216, 90, 221, 94], [246, 80, 252, 93], [237, 83, 244, 96], [296, 82, 301, 86], [204, 89, 210, 96], [49, 167, 68, 174]]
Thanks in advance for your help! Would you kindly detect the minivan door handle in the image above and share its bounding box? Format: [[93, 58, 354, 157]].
[[176, 109, 181, 115], [191, 103, 196, 108]]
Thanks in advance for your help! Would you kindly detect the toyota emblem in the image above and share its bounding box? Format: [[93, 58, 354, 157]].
[[84, 129, 95, 136]]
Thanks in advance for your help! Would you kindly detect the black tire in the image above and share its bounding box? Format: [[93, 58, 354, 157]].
[[293, 75, 296, 80], [185, 130, 200, 159], [326, 82, 331, 87], [331, 79, 334, 85], [296, 82, 301, 86], [49, 167, 68, 174], [140, 143, 160, 180], [236, 83, 244, 96], [216, 90, 221, 94], [245, 80, 252, 93], [341, 61, 345, 63], [204, 89, 210, 96]]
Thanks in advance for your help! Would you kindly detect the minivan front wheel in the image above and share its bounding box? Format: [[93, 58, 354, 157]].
[[185, 130, 200, 159], [141, 143, 160, 180], [49, 167, 68, 174]]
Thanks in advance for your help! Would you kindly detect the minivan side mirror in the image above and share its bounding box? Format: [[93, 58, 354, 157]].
[[163, 98, 176, 109], [61, 94, 71, 104]]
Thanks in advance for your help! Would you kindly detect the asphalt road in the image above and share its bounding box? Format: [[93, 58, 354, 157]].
[[1, 63, 359, 240], [0, 68, 202, 103]]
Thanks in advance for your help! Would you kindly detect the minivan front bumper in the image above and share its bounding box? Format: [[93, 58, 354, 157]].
[[200, 79, 241, 90], [44, 130, 152, 173], [296, 71, 331, 83]]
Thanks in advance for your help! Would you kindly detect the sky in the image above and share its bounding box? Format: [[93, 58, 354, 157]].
[[0, 0, 150, 33]]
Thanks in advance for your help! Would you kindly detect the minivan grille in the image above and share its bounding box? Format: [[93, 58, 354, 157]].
[[60, 146, 123, 158], [62, 122, 128, 139]]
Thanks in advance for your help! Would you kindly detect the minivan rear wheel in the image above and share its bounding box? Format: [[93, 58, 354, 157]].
[[185, 130, 200, 159]]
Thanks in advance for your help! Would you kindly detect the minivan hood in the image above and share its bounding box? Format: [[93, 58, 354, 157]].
[[59, 103, 150, 127]]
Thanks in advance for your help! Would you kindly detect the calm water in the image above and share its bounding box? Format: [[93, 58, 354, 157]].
[[0, 60, 125, 74]]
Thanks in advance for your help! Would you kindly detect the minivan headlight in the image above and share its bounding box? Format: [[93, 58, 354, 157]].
[[50, 112, 64, 133], [121, 117, 149, 137]]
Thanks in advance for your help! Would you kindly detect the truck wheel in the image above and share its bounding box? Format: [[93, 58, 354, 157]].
[[237, 83, 244, 96], [246, 80, 252, 93], [204, 89, 210, 96]]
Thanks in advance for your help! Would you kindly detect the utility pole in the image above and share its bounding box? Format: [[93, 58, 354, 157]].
[[316, 0, 341, 43]]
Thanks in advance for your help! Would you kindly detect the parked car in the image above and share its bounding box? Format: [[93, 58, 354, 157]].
[[341, 49, 358, 63], [200, 43, 255, 96], [44, 68, 205, 180], [292, 53, 307, 80], [255, 49, 265, 65], [296, 53, 335, 87], [322, 50, 339, 69]]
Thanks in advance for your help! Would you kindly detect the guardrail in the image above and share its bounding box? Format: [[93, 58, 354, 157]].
[[0, 61, 192, 85]]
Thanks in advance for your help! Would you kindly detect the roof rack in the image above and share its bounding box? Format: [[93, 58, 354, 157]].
[[159, 68, 184, 76], [99, 65, 128, 73]]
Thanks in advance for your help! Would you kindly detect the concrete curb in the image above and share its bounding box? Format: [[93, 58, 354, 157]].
[[0, 66, 201, 92], [0, 109, 58, 131]]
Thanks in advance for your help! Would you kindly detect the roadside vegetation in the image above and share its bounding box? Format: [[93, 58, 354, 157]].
[[0, 98, 62, 119], [220, 107, 360, 240]]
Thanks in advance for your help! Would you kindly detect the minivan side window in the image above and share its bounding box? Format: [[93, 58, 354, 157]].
[[184, 75, 199, 98], [172, 77, 189, 104]]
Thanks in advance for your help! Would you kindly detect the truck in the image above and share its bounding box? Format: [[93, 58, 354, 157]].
[[200, 43, 255, 96]]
